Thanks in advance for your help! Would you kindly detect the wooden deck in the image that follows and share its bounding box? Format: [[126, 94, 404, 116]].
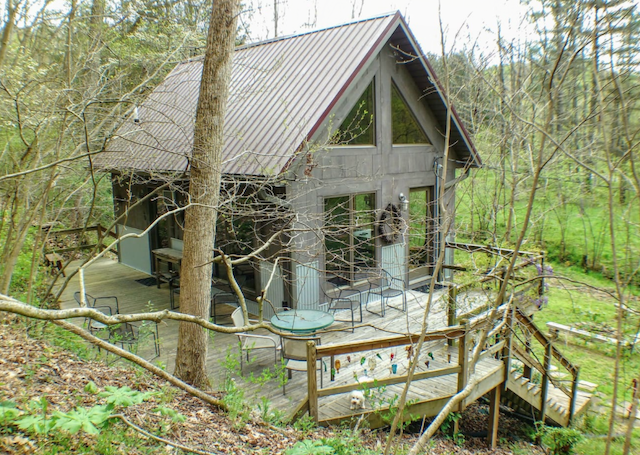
[[57, 258, 590, 430], [57, 258, 496, 421]]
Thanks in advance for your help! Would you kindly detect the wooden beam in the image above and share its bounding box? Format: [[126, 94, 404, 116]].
[[318, 396, 454, 429], [487, 386, 501, 449], [315, 328, 465, 357], [457, 320, 470, 415], [317, 366, 461, 398]]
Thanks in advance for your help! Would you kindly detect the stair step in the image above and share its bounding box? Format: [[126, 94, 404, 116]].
[[578, 381, 598, 392]]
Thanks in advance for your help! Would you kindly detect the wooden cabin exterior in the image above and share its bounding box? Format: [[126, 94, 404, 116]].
[[98, 12, 481, 316]]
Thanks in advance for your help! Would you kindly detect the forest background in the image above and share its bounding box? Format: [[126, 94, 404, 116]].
[[0, 0, 639, 454]]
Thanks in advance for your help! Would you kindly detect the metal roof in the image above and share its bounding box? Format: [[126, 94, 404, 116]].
[[99, 12, 480, 176]]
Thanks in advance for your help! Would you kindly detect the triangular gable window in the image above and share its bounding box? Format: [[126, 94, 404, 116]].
[[333, 80, 375, 145], [392, 83, 430, 144]]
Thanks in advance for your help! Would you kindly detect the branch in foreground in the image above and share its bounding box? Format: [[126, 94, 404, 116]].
[[408, 378, 479, 455], [110, 413, 222, 455], [51, 320, 226, 410]]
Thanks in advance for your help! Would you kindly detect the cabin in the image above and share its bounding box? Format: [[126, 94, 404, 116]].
[[97, 11, 481, 315]]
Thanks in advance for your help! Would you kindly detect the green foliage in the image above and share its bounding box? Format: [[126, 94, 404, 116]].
[[537, 425, 583, 455], [84, 381, 99, 394], [98, 386, 154, 408], [222, 377, 250, 428], [8, 385, 155, 439], [285, 439, 335, 455], [52, 405, 111, 435], [0, 401, 21, 427], [15, 398, 55, 434], [292, 415, 317, 433], [153, 406, 186, 423], [256, 396, 286, 425]]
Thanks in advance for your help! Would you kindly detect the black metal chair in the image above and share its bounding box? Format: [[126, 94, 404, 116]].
[[210, 274, 246, 324], [73, 291, 120, 335], [110, 321, 161, 359], [322, 275, 362, 332], [281, 335, 323, 394], [365, 269, 406, 317], [211, 292, 239, 325]]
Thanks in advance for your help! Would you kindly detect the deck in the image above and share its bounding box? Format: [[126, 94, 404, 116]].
[[57, 258, 590, 430], [57, 258, 496, 422]]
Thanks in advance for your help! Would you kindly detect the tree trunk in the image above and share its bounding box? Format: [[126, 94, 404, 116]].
[[174, 0, 240, 388]]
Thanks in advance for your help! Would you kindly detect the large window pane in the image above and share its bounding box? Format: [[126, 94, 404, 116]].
[[334, 81, 375, 145], [408, 187, 435, 273], [392, 84, 430, 144], [324, 193, 376, 280]]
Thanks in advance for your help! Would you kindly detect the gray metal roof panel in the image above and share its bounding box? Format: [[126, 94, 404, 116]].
[[99, 12, 480, 175]]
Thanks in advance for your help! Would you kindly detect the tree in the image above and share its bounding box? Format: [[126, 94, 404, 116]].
[[173, 0, 242, 388]]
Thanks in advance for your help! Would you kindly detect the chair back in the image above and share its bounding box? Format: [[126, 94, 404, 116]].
[[282, 336, 320, 362], [74, 292, 93, 306], [231, 307, 245, 328]]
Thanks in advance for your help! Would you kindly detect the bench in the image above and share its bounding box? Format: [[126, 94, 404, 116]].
[[547, 321, 634, 347], [44, 253, 66, 277]]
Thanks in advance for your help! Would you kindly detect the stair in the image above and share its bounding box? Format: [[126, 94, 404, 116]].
[[506, 368, 594, 427]]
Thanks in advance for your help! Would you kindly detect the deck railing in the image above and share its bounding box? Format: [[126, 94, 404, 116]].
[[43, 224, 118, 254], [299, 314, 507, 423]]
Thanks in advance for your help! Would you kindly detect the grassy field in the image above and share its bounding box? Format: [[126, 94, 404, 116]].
[[521, 262, 639, 454]]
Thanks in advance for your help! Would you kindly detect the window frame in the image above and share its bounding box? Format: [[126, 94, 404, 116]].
[[323, 192, 377, 281]]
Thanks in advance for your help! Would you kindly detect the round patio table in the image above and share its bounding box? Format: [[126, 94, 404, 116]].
[[270, 309, 334, 333]]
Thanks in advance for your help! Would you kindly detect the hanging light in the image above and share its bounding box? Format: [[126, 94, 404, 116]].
[[398, 192, 409, 211]]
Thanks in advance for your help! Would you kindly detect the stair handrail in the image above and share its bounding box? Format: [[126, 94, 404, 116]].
[[511, 308, 581, 425], [514, 309, 578, 376]]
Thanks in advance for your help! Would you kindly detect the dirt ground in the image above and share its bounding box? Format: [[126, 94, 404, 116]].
[[0, 316, 544, 454]]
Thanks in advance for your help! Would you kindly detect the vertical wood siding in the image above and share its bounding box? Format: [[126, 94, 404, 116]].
[[381, 243, 406, 281], [260, 261, 285, 319], [295, 261, 321, 310]]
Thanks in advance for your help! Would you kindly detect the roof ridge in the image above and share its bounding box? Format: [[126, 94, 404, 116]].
[[235, 11, 398, 51], [180, 12, 399, 64]]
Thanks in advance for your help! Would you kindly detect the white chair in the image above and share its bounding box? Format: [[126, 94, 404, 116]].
[[281, 335, 323, 394], [231, 307, 280, 374]]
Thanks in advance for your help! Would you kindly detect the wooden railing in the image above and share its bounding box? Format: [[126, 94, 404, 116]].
[[300, 315, 506, 423], [510, 308, 580, 424], [43, 224, 118, 254]]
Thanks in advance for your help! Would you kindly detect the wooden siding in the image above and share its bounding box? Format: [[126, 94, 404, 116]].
[[295, 261, 321, 309], [260, 260, 285, 317]]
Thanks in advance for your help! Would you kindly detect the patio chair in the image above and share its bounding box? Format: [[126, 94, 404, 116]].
[[322, 275, 362, 332], [110, 321, 161, 359], [365, 269, 406, 317], [231, 307, 281, 374], [211, 291, 239, 325], [281, 335, 323, 394], [73, 291, 120, 335], [210, 275, 246, 324]]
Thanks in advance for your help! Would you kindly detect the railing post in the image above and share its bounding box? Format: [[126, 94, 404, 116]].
[[307, 340, 319, 423], [523, 327, 532, 380], [457, 319, 470, 417], [502, 305, 514, 388], [96, 225, 104, 251], [538, 252, 546, 297], [568, 367, 580, 425], [447, 284, 458, 346], [540, 340, 552, 423]]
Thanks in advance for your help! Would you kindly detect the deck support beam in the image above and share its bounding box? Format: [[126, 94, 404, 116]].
[[307, 341, 319, 422], [487, 385, 501, 449]]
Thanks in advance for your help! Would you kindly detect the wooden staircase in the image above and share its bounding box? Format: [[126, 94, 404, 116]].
[[504, 309, 595, 426]]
